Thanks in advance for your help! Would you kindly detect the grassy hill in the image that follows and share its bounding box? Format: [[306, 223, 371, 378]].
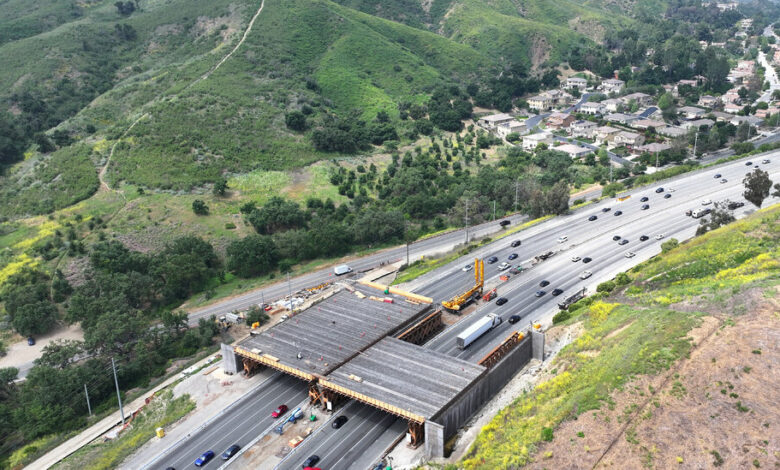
[[462, 204, 780, 469]]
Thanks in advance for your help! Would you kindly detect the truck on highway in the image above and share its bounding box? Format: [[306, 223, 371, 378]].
[[558, 287, 587, 310], [457, 313, 502, 349], [691, 208, 712, 218], [333, 264, 353, 275]]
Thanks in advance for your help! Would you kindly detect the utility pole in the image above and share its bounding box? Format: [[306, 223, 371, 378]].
[[111, 358, 124, 424], [693, 131, 699, 159], [514, 179, 520, 212], [84, 384, 92, 417], [492, 200, 496, 221], [464, 199, 470, 244], [287, 272, 292, 311], [609, 159, 613, 182]]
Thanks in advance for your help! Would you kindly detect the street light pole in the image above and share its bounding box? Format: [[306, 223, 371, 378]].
[[464, 199, 470, 244], [111, 358, 124, 424], [514, 179, 520, 212], [84, 384, 92, 417]]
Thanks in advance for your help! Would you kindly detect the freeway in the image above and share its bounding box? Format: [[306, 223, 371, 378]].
[[152, 153, 779, 470]]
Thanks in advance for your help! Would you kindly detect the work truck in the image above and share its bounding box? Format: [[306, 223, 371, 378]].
[[457, 313, 502, 349]]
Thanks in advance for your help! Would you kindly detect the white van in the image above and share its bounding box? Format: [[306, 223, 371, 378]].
[[333, 264, 353, 276]]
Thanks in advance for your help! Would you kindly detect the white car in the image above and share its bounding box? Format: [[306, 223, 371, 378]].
[[668, 188, 675, 192], [571, 256, 581, 262], [497, 262, 510, 270], [462, 264, 473, 272], [557, 236, 568, 244], [655, 234, 665, 240], [762, 159, 770, 164], [624, 252, 636, 258], [701, 199, 712, 205], [580, 270, 592, 279]]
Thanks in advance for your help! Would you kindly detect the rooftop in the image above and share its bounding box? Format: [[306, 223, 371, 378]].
[[480, 113, 514, 122]]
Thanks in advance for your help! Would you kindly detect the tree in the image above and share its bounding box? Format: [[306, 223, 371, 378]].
[[285, 111, 307, 131], [35, 340, 84, 369], [192, 199, 209, 215], [247, 197, 307, 234], [773, 183, 780, 198], [695, 203, 736, 235], [743, 169, 773, 208], [213, 178, 228, 196], [11, 301, 58, 336], [226, 235, 278, 278]]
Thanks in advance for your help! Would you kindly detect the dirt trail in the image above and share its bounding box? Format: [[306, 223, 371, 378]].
[[99, 112, 148, 193]]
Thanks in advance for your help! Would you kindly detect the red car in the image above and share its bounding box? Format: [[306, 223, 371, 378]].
[[271, 404, 288, 418]]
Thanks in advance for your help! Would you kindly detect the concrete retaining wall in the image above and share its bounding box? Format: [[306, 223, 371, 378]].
[[221, 343, 240, 374]]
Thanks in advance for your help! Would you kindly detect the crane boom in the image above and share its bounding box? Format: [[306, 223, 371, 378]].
[[442, 258, 484, 312]]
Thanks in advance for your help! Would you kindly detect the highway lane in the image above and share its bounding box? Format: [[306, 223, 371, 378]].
[[142, 373, 308, 470]]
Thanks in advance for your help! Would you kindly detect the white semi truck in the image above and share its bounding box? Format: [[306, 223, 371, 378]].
[[457, 313, 503, 349]]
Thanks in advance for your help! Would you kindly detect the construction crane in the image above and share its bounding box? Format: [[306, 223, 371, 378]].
[[442, 258, 484, 312]]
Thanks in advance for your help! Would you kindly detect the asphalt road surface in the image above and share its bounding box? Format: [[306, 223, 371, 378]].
[[151, 152, 780, 470]]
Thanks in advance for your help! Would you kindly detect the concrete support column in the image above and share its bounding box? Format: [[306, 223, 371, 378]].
[[424, 420, 445, 458], [221, 343, 240, 374], [531, 329, 545, 361]]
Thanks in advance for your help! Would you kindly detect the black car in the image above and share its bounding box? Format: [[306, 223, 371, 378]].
[[535, 290, 546, 297], [508, 315, 521, 324], [588, 215, 598, 221], [602, 207, 611, 212], [303, 455, 320, 468], [332, 415, 349, 429], [539, 280, 550, 287], [499, 219, 511, 227], [618, 239, 629, 245], [551, 288, 564, 296], [614, 210, 623, 216], [221, 444, 241, 460], [727, 201, 745, 210], [487, 256, 498, 264], [714, 173, 721, 178], [496, 297, 508, 306], [641, 204, 649, 210], [664, 193, 672, 199], [508, 253, 518, 260], [639, 235, 649, 241], [612, 235, 621, 241], [582, 257, 592, 263], [745, 161, 752, 166], [27, 336, 35, 346], [511, 239, 522, 247], [640, 196, 649, 202], [655, 187, 664, 193]]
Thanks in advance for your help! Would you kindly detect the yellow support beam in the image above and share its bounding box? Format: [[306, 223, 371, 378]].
[[234, 346, 314, 381], [359, 281, 433, 304], [319, 379, 426, 423]]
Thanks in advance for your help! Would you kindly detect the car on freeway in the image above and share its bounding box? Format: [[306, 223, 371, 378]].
[[612, 235, 621, 241], [508, 253, 518, 260], [640, 196, 649, 202], [602, 207, 611, 212], [194, 450, 215, 467], [580, 270, 592, 279], [551, 288, 564, 296], [557, 236, 568, 244], [746, 161, 752, 166], [509, 266, 523, 274], [496, 297, 508, 306], [508, 315, 521, 324], [487, 256, 498, 264], [685, 209, 693, 216], [588, 215, 598, 221], [498, 262, 510, 270], [499, 219, 511, 227], [539, 280, 550, 287], [702, 199, 712, 205], [332, 415, 349, 429], [721, 178, 728, 184], [727, 201, 745, 210], [655, 234, 665, 240], [571, 256, 581, 262], [625, 251, 636, 258], [221, 444, 241, 460], [641, 204, 649, 210], [714, 173, 721, 178], [511, 239, 522, 247], [27, 336, 35, 346], [639, 235, 649, 241], [582, 257, 592, 263], [618, 239, 629, 245], [762, 159, 771, 164], [664, 193, 672, 199], [535, 290, 546, 297], [655, 187, 664, 193], [668, 188, 675, 192], [271, 404, 288, 418], [614, 210, 623, 216], [303, 455, 321, 468], [462, 264, 472, 272]]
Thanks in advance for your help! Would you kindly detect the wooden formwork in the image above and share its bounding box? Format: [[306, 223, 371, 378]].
[[396, 310, 443, 345]]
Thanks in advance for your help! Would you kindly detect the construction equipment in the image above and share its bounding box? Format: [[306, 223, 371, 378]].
[[274, 407, 303, 435], [557, 287, 587, 310], [215, 316, 231, 331], [442, 258, 484, 312], [482, 288, 497, 302]]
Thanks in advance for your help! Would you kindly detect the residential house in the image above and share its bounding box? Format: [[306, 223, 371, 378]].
[[546, 112, 575, 129], [601, 78, 625, 94], [604, 113, 639, 125], [721, 88, 741, 104], [563, 76, 588, 91], [657, 126, 688, 138], [522, 132, 554, 151], [697, 95, 719, 108], [613, 131, 645, 148], [632, 119, 666, 130], [570, 120, 597, 138], [602, 98, 623, 112], [545, 89, 573, 107], [594, 126, 621, 143], [678, 106, 706, 120], [579, 102, 605, 115], [727, 70, 750, 84], [680, 118, 715, 130], [710, 111, 734, 122], [478, 113, 514, 129], [621, 92, 653, 106], [755, 107, 780, 119], [495, 120, 528, 139], [663, 84, 678, 97], [677, 79, 699, 88], [773, 49, 780, 65], [554, 143, 593, 159], [724, 102, 743, 114], [635, 142, 672, 154], [528, 94, 554, 112], [730, 115, 763, 127]]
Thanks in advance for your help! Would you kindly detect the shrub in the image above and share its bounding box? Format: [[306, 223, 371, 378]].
[[541, 427, 554, 442], [192, 199, 209, 215], [224, 222, 236, 229], [596, 281, 616, 293], [552, 310, 571, 324], [661, 238, 679, 253], [615, 272, 631, 286]]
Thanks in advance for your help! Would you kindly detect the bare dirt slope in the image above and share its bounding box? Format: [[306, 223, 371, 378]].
[[530, 286, 779, 470]]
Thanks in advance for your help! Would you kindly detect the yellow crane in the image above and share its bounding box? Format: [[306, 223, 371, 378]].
[[442, 258, 484, 312]]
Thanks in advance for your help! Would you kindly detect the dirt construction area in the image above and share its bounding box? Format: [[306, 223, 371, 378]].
[[530, 287, 779, 469]]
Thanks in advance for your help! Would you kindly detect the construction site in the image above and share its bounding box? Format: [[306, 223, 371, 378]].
[[222, 264, 544, 457]]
